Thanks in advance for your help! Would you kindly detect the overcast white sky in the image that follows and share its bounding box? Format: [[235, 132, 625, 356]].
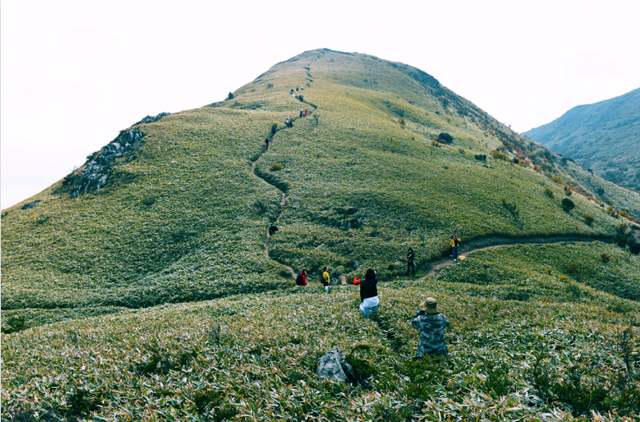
[[2, 0, 639, 209]]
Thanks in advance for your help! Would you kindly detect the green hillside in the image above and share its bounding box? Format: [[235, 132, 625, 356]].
[[2, 49, 640, 420], [524, 88, 640, 193]]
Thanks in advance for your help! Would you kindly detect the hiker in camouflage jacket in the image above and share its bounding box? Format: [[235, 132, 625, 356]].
[[411, 297, 449, 357]]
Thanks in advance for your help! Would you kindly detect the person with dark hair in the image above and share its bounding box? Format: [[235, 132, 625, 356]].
[[411, 297, 449, 357], [321, 267, 331, 293], [407, 247, 415, 277], [264, 137, 270, 150], [296, 268, 307, 286], [359, 268, 379, 317]]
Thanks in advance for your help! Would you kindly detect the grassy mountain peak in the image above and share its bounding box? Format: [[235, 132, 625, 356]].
[[2, 49, 640, 420]]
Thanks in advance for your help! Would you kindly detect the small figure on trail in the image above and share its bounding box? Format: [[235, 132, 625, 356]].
[[300, 110, 304, 118], [290, 88, 295, 97], [450, 235, 460, 261], [304, 109, 308, 117], [407, 247, 415, 277], [321, 266, 331, 293], [359, 268, 379, 318], [296, 87, 299, 91], [296, 268, 307, 286], [298, 95, 304, 102], [450, 232, 456, 257], [411, 297, 449, 357], [264, 137, 270, 150], [269, 225, 278, 236], [285, 118, 293, 128]]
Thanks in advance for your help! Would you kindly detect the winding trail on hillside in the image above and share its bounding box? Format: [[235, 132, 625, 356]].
[[250, 90, 318, 278], [420, 233, 613, 278]]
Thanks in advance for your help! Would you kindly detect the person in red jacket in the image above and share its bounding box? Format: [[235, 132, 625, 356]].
[[296, 269, 307, 286]]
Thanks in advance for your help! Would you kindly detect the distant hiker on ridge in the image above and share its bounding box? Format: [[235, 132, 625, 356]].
[[407, 247, 415, 277], [296, 268, 307, 286], [264, 137, 270, 150], [285, 118, 293, 128], [411, 297, 449, 357], [450, 234, 460, 261], [290, 88, 295, 97], [321, 267, 331, 293], [359, 268, 379, 317]]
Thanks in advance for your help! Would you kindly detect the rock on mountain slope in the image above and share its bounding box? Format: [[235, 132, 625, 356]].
[[524, 88, 640, 191]]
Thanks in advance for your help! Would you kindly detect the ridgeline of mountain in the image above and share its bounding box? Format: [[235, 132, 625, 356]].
[[524, 88, 640, 191], [2, 49, 640, 420]]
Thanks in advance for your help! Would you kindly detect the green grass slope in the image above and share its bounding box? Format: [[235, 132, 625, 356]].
[[2, 49, 639, 328], [2, 242, 639, 420], [524, 88, 640, 192], [2, 48, 640, 421]]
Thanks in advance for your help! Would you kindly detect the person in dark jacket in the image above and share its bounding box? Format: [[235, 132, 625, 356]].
[[359, 268, 379, 317], [407, 247, 415, 276]]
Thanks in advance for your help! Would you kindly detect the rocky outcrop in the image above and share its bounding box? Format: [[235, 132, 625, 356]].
[[133, 112, 171, 126], [316, 349, 354, 383], [21, 201, 40, 210], [71, 129, 144, 198]]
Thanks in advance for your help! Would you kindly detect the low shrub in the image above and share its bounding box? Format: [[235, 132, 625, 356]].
[[544, 188, 554, 198], [561, 198, 575, 212], [600, 252, 611, 263], [270, 162, 284, 171], [490, 150, 508, 160], [583, 215, 594, 226], [436, 132, 453, 143]]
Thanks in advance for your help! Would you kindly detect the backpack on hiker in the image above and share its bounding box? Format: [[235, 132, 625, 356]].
[[296, 273, 304, 285]]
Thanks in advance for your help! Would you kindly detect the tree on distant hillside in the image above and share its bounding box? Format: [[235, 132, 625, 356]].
[[437, 133, 453, 144], [227, 92, 235, 100], [561, 198, 575, 212]]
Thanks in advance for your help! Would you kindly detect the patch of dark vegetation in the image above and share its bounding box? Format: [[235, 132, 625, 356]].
[[193, 389, 238, 419], [436, 132, 453, 144], [134, 343, 198, 376], [1, 314, 28, 334]]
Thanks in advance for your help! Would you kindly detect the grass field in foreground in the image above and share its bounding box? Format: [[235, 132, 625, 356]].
[[2, 242, 639, 421]]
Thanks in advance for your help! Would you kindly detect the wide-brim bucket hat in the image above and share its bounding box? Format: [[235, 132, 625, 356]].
[[419, 297, 440, 314]]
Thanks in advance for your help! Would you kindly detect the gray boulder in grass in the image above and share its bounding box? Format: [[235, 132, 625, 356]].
[[316, 348, 354, 382]]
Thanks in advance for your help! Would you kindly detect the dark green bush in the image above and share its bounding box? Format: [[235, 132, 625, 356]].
[[437, 132, 453, 143], [561, 198, 575, 212]]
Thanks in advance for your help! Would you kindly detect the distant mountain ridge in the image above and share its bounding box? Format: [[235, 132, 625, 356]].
[[524, 88, 640, 191]]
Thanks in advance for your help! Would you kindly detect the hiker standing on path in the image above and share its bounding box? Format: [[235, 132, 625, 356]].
[[359, 268, 379, 317], [321, 267, 331, 293], [407, 247, 415, 277], [264, 137, 270, 150], [290, 88, 295, 97], [296, 269, 307, 286], [450, 235, 461, 261], [411, 297, 449, 357]]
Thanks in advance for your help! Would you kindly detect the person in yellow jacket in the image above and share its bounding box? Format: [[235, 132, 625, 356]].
[[321, 267, 331, 293], [450, 235, 461, 261]]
